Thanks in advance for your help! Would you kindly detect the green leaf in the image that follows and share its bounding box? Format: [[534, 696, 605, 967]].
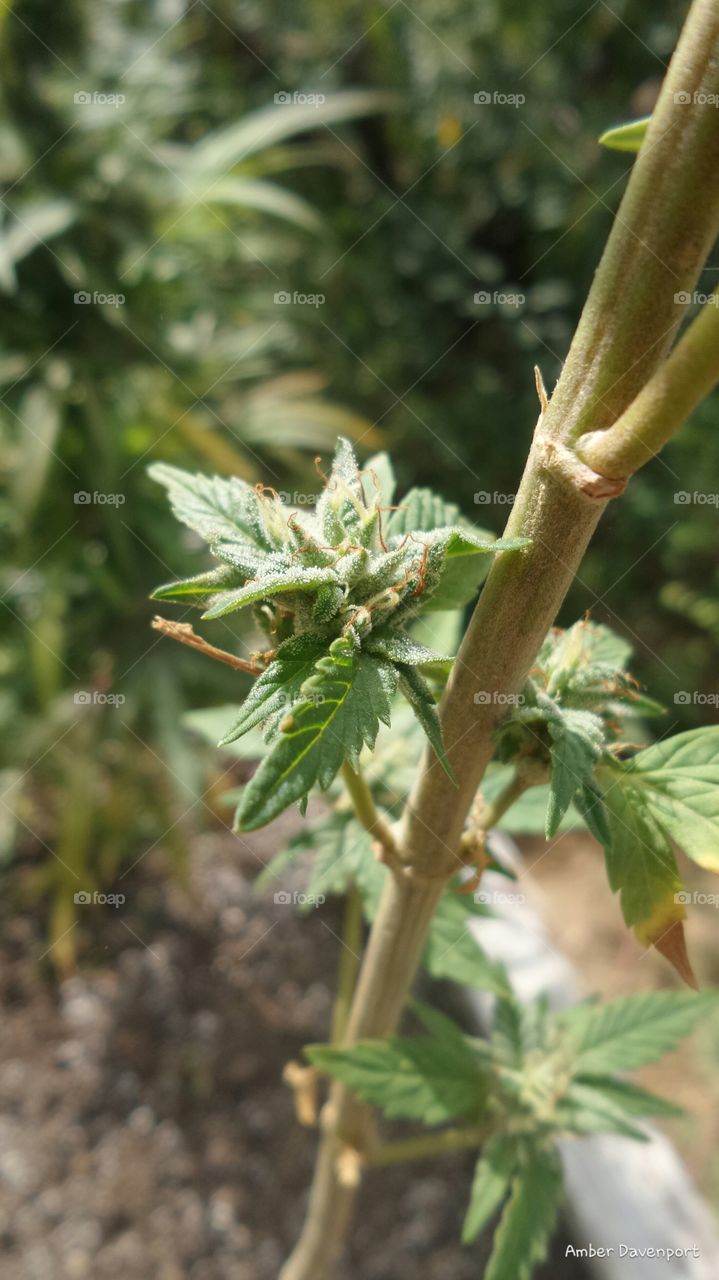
[[462, 1135, 518, 1244], [306, 1032, 486, 1125], [423, 889, 511, 996], [623, 728, 719, 872], [479, 765, 584, 835], [219, 635, 327, 744], [556, 1082, 648, 1142], [386, 487, 462, 538], [545, 709, 603, 838], [236, 642, 396, 828], [365, 626, 451, 667], [599, 116, 650, 153], [201, 565, 338, 619], [560, 991, 717, 1074], [149, 462, 273, 548], [424, 529, 530, 612], [305, 817, 380, 905], [151, 565, 245, 603], [594, 760, 687, 959], [183, 706, 265, 760], [571, 1075, 684, 1120], [202, 176, 324, 233], [572, 779, 611, 845], [483, 1146, 563, 1280], [396, 663, 456, 782], [186, 89, 398, 175]]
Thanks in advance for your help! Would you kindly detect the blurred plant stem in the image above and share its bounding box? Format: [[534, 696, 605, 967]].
[[331, 887, 363, 1044]]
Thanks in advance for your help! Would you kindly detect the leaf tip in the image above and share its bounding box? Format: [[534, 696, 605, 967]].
[[652, 920, 699, 991]]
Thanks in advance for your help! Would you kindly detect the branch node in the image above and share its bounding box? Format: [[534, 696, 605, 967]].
[[539, 436, 627, 500]]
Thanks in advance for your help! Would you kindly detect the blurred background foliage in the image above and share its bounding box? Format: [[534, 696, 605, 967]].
[[1, 0, 717, 966]]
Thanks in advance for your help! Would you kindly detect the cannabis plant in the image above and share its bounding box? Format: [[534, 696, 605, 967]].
[[152, 2, 719, 1276]]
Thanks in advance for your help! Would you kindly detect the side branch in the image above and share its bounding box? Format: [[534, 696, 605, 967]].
[[151, 616, 265, 675], [577, 300, 719, 479]]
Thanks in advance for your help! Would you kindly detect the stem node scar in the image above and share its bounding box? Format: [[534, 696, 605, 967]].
[[538, 435, 627, 501], [283, 1062, 319, 1127]]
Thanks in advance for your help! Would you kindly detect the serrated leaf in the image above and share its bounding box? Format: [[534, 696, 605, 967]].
[[572, 779, 611, 845], [571, 1075, 684, 1120], [545, 709, 603, 839], [306, 1032, 487, 1125], [305, 816, 380, 905], [366, 626, 451, 667], [556, 1082, 648, 1141], [462, 1135, 519, 1244], [236, 645, 396, 829], [219, 635, 328, 744], [483, 1146, 563, 1280], [149, 462, 273, 548], [386, 487, 462, 538], [201, 565, 339, 619], [411, 998, 486, 1050], [599, 116, 650, 153], [623, 728, 719, 873], [492, 995, 551, 1065], [560, 991, 717, 1074], [480, 765, 584, 835], [396, 663, 456, 782], [423, 889, 511, 996], [594, 760, 694, 984], [151, 565, 246, 603]]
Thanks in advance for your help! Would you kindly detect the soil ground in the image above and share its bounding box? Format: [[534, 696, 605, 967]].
[[0, 821, 598, 1280]]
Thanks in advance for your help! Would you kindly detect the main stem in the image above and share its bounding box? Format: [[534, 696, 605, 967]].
[[281, 4, 719, 1276]]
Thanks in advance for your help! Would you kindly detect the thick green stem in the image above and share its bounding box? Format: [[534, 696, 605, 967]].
[[578, 301, 719, 478], [281, 5, 719, 1277], [331, 887, 363, 1043]]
